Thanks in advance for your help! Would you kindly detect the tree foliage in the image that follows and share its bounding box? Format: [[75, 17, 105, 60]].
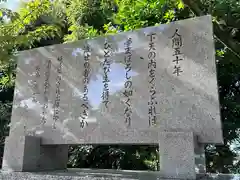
[[0, 0, 239, 173]]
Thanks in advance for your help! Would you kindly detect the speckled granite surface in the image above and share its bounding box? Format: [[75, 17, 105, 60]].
[[9, 15, 222, 145], [2, 15, 224, 180], [0, 169, 239, 180]]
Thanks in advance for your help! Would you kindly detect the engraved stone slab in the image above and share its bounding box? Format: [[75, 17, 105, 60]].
[[9, 15, 223, 144]]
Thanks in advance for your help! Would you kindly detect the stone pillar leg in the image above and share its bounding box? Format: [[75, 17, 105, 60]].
[[2, 136, 41, 171], [159, 132, 196, 179], [2, 136, 68, 172]]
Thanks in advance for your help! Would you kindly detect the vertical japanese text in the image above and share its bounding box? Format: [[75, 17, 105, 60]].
[[123, 38, 133, 127], [147, 33, 157, 127]]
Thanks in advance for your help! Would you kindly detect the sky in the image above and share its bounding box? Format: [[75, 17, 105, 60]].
[[0, 0, 21, 11]]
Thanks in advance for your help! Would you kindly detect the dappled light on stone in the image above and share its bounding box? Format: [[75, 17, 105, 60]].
[[1, 16, 224, 180]]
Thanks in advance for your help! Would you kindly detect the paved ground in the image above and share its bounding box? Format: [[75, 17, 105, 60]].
[[0, 169, 240, 180]]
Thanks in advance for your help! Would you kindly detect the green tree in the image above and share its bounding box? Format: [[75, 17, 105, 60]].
[[182, 0, 240, 173]]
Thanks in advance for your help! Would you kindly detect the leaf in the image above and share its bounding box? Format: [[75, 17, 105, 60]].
[[177, 0, 184, 9]]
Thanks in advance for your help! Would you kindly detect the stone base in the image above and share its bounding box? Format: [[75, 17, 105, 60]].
[[2, 132, 196, 179], [2, 136, 68, 172], [159, 132, 195, 179], [0, 169, 239, 180]]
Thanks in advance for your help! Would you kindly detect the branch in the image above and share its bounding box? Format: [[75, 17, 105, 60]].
[[182, 0, 240, 59]]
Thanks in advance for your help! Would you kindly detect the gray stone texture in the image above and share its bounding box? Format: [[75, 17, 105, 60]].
[[8, 15, 223, 145], [2, 136, 40, 172], [2, 133, 195, 179], [159, 132, 195, 179], [0, 170, 240, 180], [2, 136, 68, 172], [2, 15, 224, 180]]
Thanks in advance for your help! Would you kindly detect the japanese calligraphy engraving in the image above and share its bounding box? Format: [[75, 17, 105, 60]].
[[41, 60, 51, 125], [80, 44, 91, 128], [147, 33, 157, 127], [101, 40, 112, 108], [9, 16, 223, 145], [123, 38, 133, 127], [171, 29, 184, 76], [32, 65, 40, 103], [52, 56, 63, 129]]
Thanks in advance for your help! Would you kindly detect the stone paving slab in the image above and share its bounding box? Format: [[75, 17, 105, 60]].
[[0, 169, 240, 180]]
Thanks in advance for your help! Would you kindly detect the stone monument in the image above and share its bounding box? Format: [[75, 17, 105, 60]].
[[2, 15, 223, 179]]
